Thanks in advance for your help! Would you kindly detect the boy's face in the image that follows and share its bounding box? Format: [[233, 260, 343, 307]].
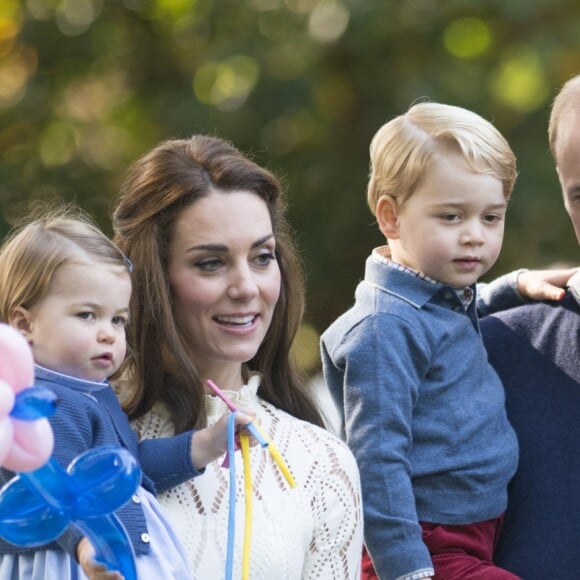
[[387, 151, 507, 287], [24, 261, 131, 382], [555, 108, 580, 244]]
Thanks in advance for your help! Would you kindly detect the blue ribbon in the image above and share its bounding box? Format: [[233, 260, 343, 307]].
[[225, 411, 237, 580]]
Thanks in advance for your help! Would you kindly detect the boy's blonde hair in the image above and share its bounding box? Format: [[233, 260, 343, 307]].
[[0, 204, 129, 322], [367, 102, 518, 215]]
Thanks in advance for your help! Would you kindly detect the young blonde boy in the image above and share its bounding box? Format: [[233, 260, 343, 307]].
[[321, 102, 523, 580]]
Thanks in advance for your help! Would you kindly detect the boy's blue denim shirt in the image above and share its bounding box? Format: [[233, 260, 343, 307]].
[[320, 250, 519, 580]]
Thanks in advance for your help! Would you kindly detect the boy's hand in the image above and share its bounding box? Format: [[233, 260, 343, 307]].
[[517, 267, 579, 301], [191, 409, 257, 470], [77, 537, 124, 580]]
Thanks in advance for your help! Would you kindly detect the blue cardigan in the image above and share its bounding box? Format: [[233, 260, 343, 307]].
[[482, 280, 580, 579], [0, 366, 200, 558], [321, 252, 519, 580]]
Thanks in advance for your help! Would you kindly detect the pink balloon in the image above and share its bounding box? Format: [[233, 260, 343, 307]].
[[0, 419, 13, 467], [0, 323, 54, 472], [0, 324, 34, 393], [3, 419, 54, 473], [0, 381, 15, 417], [0, 381, 15, 465]]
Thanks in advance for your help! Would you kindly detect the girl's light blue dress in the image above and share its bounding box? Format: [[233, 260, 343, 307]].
[[0, 486, 192, 579]]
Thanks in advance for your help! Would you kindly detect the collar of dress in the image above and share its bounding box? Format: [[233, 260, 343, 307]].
[[205, 373, 261, 422]]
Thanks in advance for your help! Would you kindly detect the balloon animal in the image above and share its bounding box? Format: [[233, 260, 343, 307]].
[[0, 323, 55, 472], [0, 323, 141, 580]]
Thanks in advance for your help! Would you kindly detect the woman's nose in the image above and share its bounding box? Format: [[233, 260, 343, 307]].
[[227, 265, 259, 300]]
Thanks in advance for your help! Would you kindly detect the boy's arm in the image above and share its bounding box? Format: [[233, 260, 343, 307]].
[[321, 314, 434, 580], [477, 268, 576, 318], [476, 270, 525, 317]]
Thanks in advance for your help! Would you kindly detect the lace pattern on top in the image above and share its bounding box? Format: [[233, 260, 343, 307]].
[[133, 374, 363, 580]]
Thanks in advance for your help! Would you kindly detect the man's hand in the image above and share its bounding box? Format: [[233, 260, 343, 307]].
[[517, 267, 579, 301]]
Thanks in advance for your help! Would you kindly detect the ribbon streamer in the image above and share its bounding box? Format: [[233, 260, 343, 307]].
[[208, 379, 297, 580], [240, 433, 252, 580], [225, 412, 237, 580]]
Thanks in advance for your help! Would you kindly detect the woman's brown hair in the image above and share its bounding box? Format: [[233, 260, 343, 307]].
[[112, 135, 324, 432]]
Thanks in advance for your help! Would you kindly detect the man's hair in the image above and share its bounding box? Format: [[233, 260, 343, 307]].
[[548, 74, 580, 163]]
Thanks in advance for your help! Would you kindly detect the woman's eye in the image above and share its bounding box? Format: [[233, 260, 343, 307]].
[[112, 316, 127, 326], [440, 213, 459, 222], [254, 251, 276, 267], [195, 258, 223, 272]]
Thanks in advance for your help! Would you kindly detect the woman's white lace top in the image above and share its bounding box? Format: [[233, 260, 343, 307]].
[[133, 374, 363, 579]]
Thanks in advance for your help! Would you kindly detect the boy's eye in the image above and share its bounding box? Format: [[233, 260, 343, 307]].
[[440, 213, 460, 222], [483, 214, 503, 223]]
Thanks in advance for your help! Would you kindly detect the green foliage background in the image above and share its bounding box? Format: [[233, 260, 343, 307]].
[[1, 0, 579, 370]]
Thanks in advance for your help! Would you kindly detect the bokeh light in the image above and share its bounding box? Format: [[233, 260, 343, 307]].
[[443, 17, 491, 59], [308, 0, 349, 43], [490, 45, 550, 113], [292, 322, 321, 372], [193, 55, 260, 111]]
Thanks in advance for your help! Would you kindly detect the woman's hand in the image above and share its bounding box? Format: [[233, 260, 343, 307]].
[[77, 537, 124, 580]]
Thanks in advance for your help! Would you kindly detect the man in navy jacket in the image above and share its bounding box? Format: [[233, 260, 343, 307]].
[[482, 74, 580, 579]]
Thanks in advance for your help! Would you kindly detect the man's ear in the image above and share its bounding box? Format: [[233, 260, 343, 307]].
[[555, 165, 568, 203], [8, 307, 34, 342], [556, 164, 567, 189], [376, 195, 400, 240]]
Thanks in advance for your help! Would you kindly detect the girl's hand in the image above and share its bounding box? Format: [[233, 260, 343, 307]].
[[77, 537, 124, 579], [191, 409, 257, 470], [517, 267, 579, 301]]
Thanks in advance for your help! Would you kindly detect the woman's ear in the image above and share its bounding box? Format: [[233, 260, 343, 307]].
[[376, 195, 400, 240], [8, 307, 33, 342]]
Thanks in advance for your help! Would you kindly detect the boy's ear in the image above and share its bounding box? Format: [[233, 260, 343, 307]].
[[8, 307, 34, 341], [376, 195, 400, 240]]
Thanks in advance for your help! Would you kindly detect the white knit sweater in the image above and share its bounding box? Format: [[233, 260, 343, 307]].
[[133, 374, 363, 579]]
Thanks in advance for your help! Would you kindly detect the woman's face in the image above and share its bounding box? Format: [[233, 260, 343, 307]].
[[166, 190, 281, 388]]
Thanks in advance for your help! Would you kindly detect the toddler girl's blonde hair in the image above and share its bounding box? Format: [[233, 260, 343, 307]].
[[0, 203, 129, 322]]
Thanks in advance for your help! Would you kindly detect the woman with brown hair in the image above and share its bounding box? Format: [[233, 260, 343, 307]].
[[112, 134, 363, 579]]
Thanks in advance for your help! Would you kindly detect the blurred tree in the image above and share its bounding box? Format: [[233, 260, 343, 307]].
[[1, 0, 579, 371]]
